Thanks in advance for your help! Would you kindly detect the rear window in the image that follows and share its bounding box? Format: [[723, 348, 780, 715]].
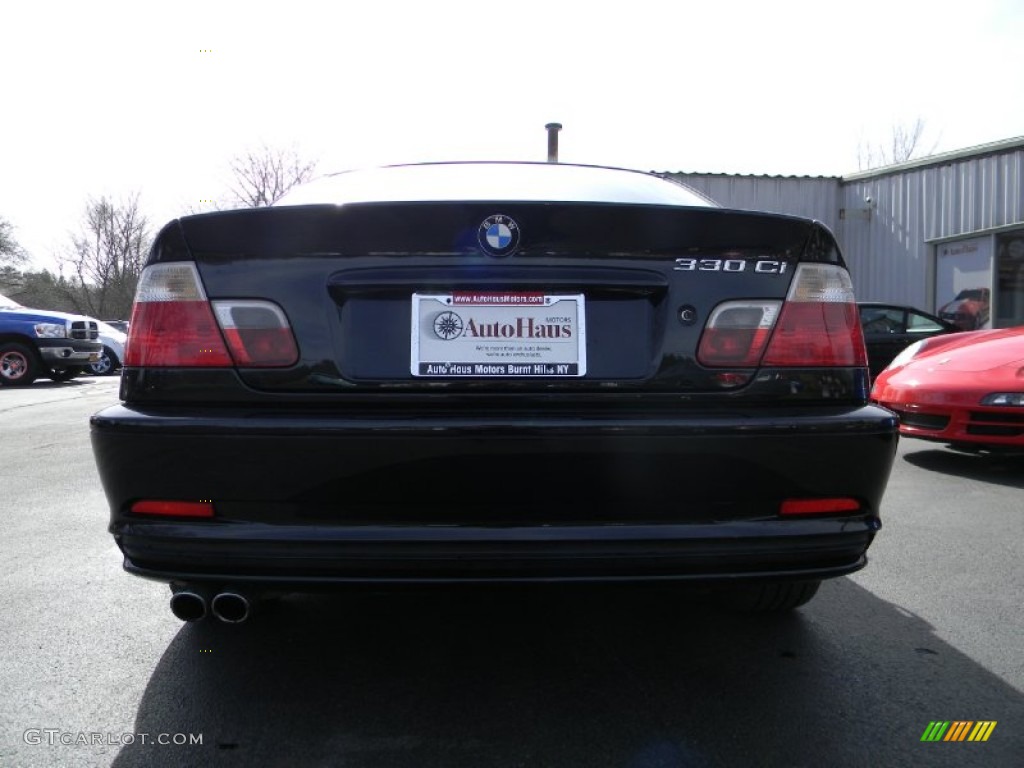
[[274, 162, 717, 208]]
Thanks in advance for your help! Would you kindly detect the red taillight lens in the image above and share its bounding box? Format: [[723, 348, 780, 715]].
[[762, 264, 867, 367], [131, 500, 214, 518], [126, 300, 233, 367], [125, 263, 298, 368], [762, 302, 866, 366], [213, 301, 299, 367], [779, 498, 861, 516]]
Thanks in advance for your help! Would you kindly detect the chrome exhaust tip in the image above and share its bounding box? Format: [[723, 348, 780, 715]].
[[211, 591, 251, 624], [169, 591, 207, 622]]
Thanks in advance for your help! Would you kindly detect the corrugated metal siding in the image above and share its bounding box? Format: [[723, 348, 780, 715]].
[[839, 147, 1024, 309], [839, 175, 920, 305], [667, 143, 1024, 313]]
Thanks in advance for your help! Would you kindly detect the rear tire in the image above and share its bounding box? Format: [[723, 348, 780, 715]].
[[0, 342, 40, 386], [720, 580, 821, 612]]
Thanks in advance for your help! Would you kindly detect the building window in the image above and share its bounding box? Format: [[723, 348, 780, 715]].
[[935, 237, 992, 330], [995, 230, 1024, 327]]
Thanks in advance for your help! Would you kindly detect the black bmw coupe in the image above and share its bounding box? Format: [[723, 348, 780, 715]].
[[91, 161, 898, 621]]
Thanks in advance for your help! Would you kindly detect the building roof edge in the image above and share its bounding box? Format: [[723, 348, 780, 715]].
[[651, 135, 1024, 182], [840, 135, 1024, 181]]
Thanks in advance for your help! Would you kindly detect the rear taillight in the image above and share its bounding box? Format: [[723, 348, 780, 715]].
[[698, 264, 867, 368], [698, 302, 780, 366], [762, 264, 866, 366], [213, 301, 299, 366], [125, 263, 298, 368]]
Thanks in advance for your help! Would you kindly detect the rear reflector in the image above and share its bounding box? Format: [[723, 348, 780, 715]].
[[125, 262, 298, 368], [780, 498, 861, 516], [131, 500, 215, 518]]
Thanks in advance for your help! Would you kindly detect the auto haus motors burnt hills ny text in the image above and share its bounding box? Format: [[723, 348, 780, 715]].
[[415, 290, 584, 377]]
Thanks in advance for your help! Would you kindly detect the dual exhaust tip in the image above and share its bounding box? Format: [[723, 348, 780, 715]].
[[169, 589, 251, 624]]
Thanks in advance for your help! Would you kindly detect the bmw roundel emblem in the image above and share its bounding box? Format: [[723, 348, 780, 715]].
[[477, 214, 521, 257]]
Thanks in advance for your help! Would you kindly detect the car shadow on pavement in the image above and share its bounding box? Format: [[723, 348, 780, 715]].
[[24, 380, 89, 388], [112, 578, 1024, 768], [902, 448, 1024, 489]]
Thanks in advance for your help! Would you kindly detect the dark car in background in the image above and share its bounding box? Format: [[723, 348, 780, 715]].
[[90, 161, 898, 622], [858, 302, 961, 377], [938, 287, 991, 330]]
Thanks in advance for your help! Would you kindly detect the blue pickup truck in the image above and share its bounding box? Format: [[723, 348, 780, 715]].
[[0, 292, 103, 385]]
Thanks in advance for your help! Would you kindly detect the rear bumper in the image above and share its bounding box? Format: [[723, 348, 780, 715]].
[[118, 520, 872, 585], [91, 403, 897, 585]]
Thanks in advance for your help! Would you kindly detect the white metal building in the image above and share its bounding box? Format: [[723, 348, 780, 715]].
[[664, 135, 1024, 329]]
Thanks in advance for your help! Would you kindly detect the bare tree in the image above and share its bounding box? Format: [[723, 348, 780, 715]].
[[227, 144, 318, 208], [61, 194, 151, 319], [1, 268, 80, 313], [857, 118, 939, 170], [0, 216, 28, 267]]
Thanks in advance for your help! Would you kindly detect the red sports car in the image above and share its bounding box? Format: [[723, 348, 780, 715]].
[[871, 326, 1024, 452]]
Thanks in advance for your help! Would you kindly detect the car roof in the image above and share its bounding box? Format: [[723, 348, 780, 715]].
[[858, 301, 917, 307], [857, 302, 957, 322], [273, 161, 718, 208], [859, 301, 940, 314]]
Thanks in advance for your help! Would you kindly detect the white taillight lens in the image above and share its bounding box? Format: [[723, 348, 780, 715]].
[[134, 263, 207, 302], [125, 263, 298, 368], [784, 263, 856, 303], [698, 301, 781, 367], [761, 264, 867, 367]]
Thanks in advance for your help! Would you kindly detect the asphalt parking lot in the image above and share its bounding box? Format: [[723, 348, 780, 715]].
[[1, 376, 1021, 767]]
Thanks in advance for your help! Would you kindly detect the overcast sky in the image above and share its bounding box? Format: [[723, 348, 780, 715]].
[[3, 0, 1023, 270]]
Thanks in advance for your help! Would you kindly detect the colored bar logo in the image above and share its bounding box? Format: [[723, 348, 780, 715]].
[[921, 721, 997, 742]]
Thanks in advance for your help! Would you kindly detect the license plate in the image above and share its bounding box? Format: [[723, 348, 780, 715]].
[[411, 292, 586, 377]]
